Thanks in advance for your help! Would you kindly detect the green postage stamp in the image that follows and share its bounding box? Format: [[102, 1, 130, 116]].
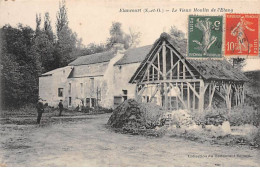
[[188, 15, 223, 58]]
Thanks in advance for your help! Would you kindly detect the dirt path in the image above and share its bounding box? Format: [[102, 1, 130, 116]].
[[0, 113, 259, 166]]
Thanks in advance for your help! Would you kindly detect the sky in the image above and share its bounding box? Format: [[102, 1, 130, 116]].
[[1, 0, 260, 47], [0, 0, 260, 70]]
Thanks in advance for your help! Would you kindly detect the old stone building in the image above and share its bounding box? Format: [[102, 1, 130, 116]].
[[39, 33, 248, 111]]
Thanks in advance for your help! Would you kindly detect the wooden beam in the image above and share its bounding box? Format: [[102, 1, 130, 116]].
[[140, 69, 148, 83], [198, 80, 205, 113], [234, 85, 238, 106], [177, 93, 187, 109], [223, 83, 232, 113], [186, 82, 199, 98], [242, 84, 245, 104], [149, 85, 160, 102], [135, 84, 138, 99], [163, 41, 168, 110], [151, 64, 163, 76], [176, 82, 179, 110], [187, 84, 190, 109], [193, 82, 196, 110], [157, 53, 160, 80], [166, 60, 179, 77], [145, 46, 163, 75], [208, 83, 216, 109], [138, 79, 202, 85], [181, 82, 184, 99], [183, 62, 186, 79], [131, 41, 161, 82], [170, 49, 173, 80], [137, 85, 146, 102], [152, 65, 155, 81], [215, 89, 225, 101], [177, 61, 180, 79]]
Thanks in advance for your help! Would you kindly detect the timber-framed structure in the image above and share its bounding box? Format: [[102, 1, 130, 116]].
[[129, 33, 248, 113]]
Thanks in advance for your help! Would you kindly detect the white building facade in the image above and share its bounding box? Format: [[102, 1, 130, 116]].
[[38, 45, 152, 109]]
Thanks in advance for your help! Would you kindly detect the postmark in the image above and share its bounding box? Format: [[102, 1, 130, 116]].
[[225, 14, 259, 57], [188, 15, 223, 58]]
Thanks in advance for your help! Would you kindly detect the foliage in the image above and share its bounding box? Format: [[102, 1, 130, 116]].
[[191, 108, 228, 126], [55, 0, 79, 67], [229, 105, 258, 126], [254, 127, 260, 148], [228, 58, 246, 71], [168, 26, 187, 55], [0, 25, 41, 108], [106, 22, 141, 50]]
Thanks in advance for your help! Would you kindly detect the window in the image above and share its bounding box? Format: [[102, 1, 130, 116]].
[[86, 98, 90, 107], [80, 83, 83, 94], [90, 78, 94, 90], [69, 97, 72, 107], [68, 83, 72, 94], [91, 98, 96, 107], [122, 90, 128, 101], [114, 96, 122, 108], [58, 88, 63, 97]]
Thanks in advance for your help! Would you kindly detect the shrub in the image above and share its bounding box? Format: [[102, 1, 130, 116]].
[[191, 108, 228, 126], [253, 127, 260, 148], [229, 105, 258, 126]]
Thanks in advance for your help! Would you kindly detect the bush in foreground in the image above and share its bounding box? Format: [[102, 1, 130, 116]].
[[107, 99, 166, 130]]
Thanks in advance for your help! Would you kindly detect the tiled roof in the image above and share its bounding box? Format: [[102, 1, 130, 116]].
[[68, 50, 116, 66], [114, 45, 152, 65]]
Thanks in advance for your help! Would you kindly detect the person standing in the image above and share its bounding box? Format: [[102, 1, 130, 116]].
[[58, 100, 63, 116], [36, 98, 44, 124]]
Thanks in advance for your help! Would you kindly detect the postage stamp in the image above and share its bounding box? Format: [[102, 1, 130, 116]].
[[188, 15, 223, 58], [225, 14, 259, 57]]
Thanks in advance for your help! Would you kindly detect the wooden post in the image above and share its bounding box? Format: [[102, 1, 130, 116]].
[[198, 80, 205, 113], [181, 82, 183, 99], [234, 85, 238, 106], [176, 82, 179, 110], [135, 84, 138, 100], [224, 83, 232, 113], [208, 82, 216, 109], [209, 83, 211, 105], [193, 82, 196, 110], [187, 83, 190, 109], [242, 84, 245, 104], [183, 62, 186, 79], [157, 53, 160, 80], [162, 41, 168, 110], [170, 50, 173, 80], [177, 61, 180, 79], [152, 66, 155, 81]]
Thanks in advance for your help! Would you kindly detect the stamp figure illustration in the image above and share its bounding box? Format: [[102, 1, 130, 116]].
[[188, 15, 223, 58], [225, 14, 259, 56]]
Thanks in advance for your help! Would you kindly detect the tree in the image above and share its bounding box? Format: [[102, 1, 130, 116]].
[[35, 13, 42, 37], [107, 22, 131, 49], [56, 0, 68, 33], [0, 25, 41, 108], [43, 12, 54, 41], [229, 58, 246, 71], [168, 26, 187, 55], [55, 0, 78, 66], [128, 27, 141, 48], [33, 12, 57, 72]]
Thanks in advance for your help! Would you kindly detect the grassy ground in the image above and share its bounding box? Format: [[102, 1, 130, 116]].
[[0, 109, 260, 166]]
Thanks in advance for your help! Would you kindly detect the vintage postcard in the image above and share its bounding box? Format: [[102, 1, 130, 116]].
[[0, 0, 260, 167]]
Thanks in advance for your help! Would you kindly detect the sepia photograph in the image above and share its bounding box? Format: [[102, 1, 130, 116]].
[[0, 0, 259, 167]]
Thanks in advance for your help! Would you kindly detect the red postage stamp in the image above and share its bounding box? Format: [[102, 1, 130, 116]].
[[225, 14, 259, 57]]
